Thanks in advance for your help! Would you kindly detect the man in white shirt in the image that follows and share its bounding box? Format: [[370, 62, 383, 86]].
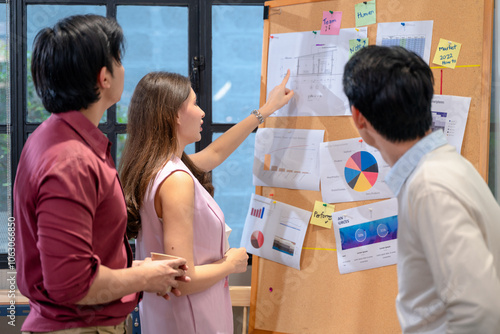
[[342, 45, 500, 333]]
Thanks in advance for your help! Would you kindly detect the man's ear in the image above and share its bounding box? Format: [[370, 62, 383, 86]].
[[97, 66, 111, 89], [351, 105, 366, 130]]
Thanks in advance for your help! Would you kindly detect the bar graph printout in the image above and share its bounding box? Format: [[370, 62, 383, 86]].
[[320, 137, 393, 203], [376, 20, 433, 63], [240, 194, 311, 270], [266, 28, 367, 117], [253, 128, 325, 190]]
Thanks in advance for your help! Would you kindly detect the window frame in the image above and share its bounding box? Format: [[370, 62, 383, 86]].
[[2, 0, 266, 268]]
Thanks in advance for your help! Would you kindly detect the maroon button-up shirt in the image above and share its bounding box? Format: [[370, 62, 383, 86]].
[[14, 111, 139, 331]]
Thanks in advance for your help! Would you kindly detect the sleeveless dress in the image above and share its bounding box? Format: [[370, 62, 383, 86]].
[[135, 156, 233, 334]]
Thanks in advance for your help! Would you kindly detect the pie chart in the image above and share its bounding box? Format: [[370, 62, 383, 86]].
[[250, 230, 264, 248], [344, 151, 378, 192]]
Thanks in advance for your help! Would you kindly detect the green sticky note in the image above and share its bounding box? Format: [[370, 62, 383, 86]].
[[349, 38, 369, 58], [355, 0, 376, 27]]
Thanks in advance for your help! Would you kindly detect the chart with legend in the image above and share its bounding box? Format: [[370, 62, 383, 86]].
[[320, 138, 393, 203]]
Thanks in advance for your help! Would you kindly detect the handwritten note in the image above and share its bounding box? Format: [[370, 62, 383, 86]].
[[321, 11, 342, 35], [310, 201, 335, 229], [355, 0, 376, 27], [432, 38, 462, 69], [349, 38, 368, 58]]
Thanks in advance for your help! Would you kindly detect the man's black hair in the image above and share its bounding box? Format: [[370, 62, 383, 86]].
[[31, 14, 125, 114], [343, 45, 434, 142]]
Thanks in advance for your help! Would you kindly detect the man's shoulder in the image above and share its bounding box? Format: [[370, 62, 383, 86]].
[[418, 144, 471, 175], [22, 122, 99, 177], [408, 144, 485, 195]]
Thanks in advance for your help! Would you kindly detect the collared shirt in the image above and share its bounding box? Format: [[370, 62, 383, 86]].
[[386, 130, 500, 333], [14, 111, 139, 332]]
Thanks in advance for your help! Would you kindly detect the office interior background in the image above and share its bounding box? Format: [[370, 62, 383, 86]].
[[0, 0, 499, 329]]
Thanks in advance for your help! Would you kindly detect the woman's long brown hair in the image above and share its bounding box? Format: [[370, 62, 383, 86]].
[[119, 72, 214, 239]]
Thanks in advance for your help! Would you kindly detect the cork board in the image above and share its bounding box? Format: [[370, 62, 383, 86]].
[[249, 0, 494, 333]]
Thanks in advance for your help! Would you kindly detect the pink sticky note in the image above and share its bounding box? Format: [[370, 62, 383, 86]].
[[321, 11, 342, 35]]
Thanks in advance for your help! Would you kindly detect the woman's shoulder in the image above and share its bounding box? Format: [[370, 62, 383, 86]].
[[166, 156, 192, 174], [154, 157, 193, 185]]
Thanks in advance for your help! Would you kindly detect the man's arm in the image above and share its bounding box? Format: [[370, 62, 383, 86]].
[[76, 258, 189, 305], [36, 158, 189, 305]]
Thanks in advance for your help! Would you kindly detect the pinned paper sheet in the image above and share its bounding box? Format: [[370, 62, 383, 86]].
[[321, 11, 342, 35], [355, 0, 376, 27], [310, 201, 335, 229], [349, 38, 368, 57], [432, 38, 462, 69]]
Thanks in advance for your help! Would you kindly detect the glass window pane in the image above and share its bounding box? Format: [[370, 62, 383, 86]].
[[116, 134, 127, 168], [0, 3, 7, 125], [116, 6, 189, 124], [0, 134, 10, 253], [212, 132, 255, 248], [185, 143, 195, 155], [26, 5, 106, 123], [0, 4, 10, 253], [212, 6, 263, 123]]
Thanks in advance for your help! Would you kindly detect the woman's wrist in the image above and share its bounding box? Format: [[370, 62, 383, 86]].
[[256, 104, 274, 120], [251, 109, 264, 124]]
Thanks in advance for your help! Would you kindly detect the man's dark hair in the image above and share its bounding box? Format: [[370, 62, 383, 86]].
[[343, 45, 434, 142], [31, 14, 125, 114]]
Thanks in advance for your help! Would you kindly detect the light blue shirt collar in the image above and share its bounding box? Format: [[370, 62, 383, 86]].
[[385, 130, 448, 196]]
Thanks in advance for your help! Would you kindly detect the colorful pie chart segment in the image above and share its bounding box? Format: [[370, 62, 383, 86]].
[[250, 230, 264, 248], [344, 151, 378, 192]]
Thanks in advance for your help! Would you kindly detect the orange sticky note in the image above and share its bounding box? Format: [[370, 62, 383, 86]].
[[310, 201, 335, 229]]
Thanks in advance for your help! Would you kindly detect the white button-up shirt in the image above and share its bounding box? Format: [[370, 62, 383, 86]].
[[386, 130, 500, 333]]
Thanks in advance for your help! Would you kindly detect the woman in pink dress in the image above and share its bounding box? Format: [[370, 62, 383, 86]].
[[119, 71, 293, 333]]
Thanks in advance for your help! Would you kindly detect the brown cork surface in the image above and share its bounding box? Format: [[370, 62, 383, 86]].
[[250, 0, 494, 333]]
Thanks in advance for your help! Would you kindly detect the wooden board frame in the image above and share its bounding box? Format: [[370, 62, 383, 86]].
[[250, 0, 494, 333]]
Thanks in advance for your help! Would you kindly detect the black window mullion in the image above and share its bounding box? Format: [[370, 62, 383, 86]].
[[195, 0, 211, 152], [12, 0, 25, 185]]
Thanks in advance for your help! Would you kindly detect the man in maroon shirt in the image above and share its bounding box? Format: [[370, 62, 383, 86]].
[[14, 15, 189, 333]]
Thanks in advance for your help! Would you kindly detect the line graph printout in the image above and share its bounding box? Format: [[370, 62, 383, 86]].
[[333, 198, 398, 274], [431, 94, 471, 153], [320, 138, 393, 203], [376, 21, 433, 63], [240, 194, 311, 270], [267, 28, 367, 117], [253, 128, 325, 190]]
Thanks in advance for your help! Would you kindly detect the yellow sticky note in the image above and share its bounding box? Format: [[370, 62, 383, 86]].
[[432, 38, 462, 69], [310, 201, 335, 229]]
